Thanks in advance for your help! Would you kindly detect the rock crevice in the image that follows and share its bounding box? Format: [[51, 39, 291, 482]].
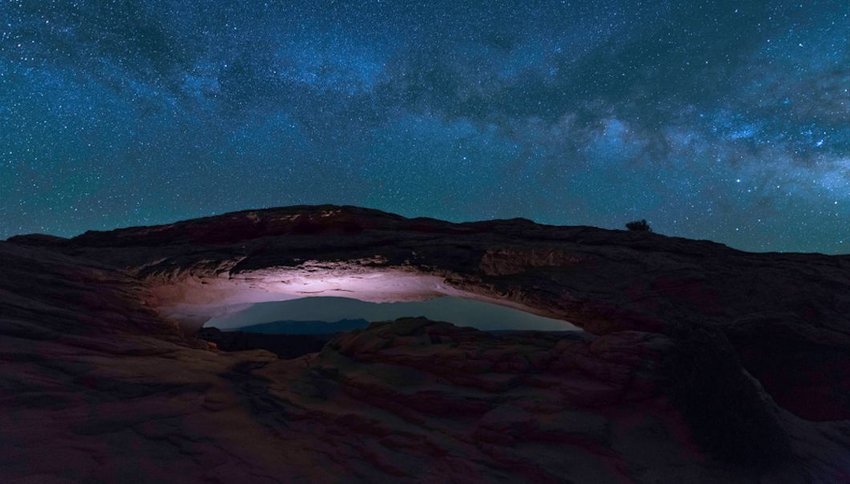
[[2, 205, 850, 481]]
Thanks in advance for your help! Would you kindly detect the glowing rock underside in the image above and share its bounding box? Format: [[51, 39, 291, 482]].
[[2, 205, 850, 481]]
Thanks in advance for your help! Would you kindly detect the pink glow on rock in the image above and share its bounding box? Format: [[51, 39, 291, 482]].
[[148, 261, 553, 334]]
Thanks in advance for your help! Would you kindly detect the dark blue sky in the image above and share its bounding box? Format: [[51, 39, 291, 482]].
[[1, 1, 848, 252]]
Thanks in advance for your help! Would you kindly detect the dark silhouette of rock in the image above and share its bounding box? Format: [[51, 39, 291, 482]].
[[236, 318, 370, 335], [1, 205, 849, 481], [197, 326, 333, 358]]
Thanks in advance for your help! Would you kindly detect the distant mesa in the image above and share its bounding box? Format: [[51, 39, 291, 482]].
[[233, 318, 369, 335]]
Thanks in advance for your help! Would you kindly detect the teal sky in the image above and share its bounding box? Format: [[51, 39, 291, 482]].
[[208, 296, 579, 332], [2, 1, 848, 252]]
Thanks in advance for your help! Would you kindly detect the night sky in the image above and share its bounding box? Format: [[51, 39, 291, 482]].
[[1, 1, 848, 253]]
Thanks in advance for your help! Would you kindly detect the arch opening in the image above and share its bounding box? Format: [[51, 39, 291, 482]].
[[149, 263, 579, 335], [205, 296, 580, 334]]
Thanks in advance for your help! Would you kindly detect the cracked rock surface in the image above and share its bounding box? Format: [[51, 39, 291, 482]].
[[2, 205, 850, 482]]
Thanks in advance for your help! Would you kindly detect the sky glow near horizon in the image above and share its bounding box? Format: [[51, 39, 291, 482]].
[[1, 1, 849, 252], [207, 296, 579, 332]]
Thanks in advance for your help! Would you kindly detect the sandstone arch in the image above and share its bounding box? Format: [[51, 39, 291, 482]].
[[4, 205, 850, 480]]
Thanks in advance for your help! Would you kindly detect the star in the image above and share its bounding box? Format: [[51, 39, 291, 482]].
[[0, 0, 848, 254]]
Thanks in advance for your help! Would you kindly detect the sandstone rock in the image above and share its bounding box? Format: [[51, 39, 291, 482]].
[[2, 205, 849, 481]]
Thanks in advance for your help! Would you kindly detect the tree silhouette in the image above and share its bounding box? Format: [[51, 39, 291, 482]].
[[625, 219, 652, 232]]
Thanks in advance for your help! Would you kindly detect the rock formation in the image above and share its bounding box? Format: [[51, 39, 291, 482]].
[[2, 205, 849, 481]]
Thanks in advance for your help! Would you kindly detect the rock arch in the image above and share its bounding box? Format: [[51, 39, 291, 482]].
[[5, 205, 850, 479]]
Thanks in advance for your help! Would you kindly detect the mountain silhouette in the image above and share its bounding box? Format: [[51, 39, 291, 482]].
[[233, 318, 370, 335]]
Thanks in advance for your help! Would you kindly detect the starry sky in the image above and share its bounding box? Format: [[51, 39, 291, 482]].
[[1, 1, 848, 253]]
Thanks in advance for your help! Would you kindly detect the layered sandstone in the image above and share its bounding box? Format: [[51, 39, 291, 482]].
[[2, 205, 849, 481]]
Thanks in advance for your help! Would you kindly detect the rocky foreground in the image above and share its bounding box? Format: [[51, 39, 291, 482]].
[[2, 205, 850, 482]]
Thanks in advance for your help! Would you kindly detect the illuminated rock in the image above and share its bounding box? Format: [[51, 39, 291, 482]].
[[2, 205, 850, 481]]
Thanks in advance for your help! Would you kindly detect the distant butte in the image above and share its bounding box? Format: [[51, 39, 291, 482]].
[[2, 205, 850, 481]]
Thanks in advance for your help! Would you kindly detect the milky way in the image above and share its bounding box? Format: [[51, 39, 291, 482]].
[[1, 1, 848, 252]]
